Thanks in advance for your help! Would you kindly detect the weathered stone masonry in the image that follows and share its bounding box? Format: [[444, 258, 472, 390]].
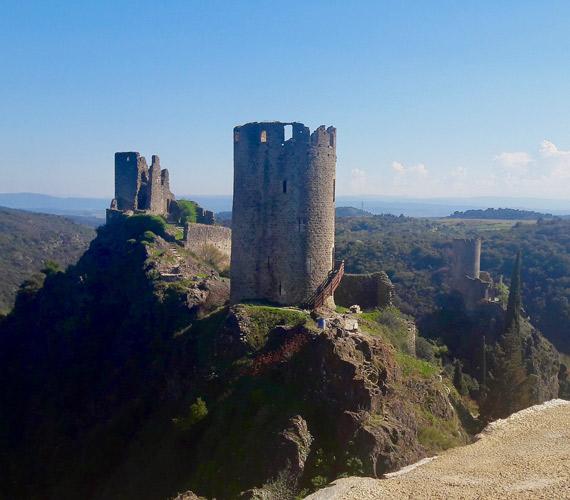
[[335, 272, 395, 310], [450, 238, 492, 308], [184, 223, 231, 264], [230, 122, 337, 306], [111, 152, 174, 217]]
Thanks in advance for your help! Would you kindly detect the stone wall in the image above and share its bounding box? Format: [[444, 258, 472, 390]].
[[335, 272, 395, 310], [230, 122, 336, 306], [184, 223, 231, 266]]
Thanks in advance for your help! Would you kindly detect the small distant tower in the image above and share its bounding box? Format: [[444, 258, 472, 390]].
[[450, 237, 492, 308], [451, 238, 481, 282], [230, 122, 337, 306]]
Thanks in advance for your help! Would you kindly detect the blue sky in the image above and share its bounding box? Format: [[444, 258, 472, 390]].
[[1, 1, 570, 198]]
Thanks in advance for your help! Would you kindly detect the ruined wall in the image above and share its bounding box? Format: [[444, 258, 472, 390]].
[[230, 122, 336, 305], [184, 223, 231, 266], [112, 152, 174, 217], [335, 272, 395, 310]]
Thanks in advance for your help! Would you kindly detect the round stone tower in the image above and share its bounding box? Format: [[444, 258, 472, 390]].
[[230, 121, 337, 306]]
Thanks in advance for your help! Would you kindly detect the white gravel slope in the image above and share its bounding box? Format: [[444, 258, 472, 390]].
[[307, 399, 570, 500]]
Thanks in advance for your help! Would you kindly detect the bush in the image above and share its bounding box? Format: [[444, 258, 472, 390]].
[[41, 260, 62, 276], [177, 200, 198, 225], [416, 336, 437, 362], [173, 397, 208, 432], [122, 215, 167, 240], [200, 244, 228, 272]]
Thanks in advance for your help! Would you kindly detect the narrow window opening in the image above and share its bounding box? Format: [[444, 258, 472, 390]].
[[234, 130, 240, 143], [260, 130, 267, 143], [298, 217, 301, 232], [284, 124, 293, 141], [279, 282, 283, 296], [126, 156, 130, 162], [283, 180, 287, 193], [267, 257, 270, 269], [329, 133, 335, 147], [333, 179, 336, 202]]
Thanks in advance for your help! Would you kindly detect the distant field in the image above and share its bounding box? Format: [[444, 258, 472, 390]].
[[433, 218, 538, 231]]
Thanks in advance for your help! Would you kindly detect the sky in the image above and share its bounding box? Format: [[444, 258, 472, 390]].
[[1, 0, 570, 199]]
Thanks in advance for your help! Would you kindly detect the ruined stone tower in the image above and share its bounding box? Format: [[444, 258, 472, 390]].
[[112, 152, 174, 216], [451, 237, 492, 308], [230, 122, 337, 306], [451, 238, 482, 283]]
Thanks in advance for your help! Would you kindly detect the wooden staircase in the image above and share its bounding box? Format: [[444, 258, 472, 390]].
[[304, 260, 345, 310]]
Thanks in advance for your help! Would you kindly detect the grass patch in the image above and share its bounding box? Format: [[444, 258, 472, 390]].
[[418, 426, 459, 451], [358, 306, 414, 354], [416, 406, 464, 452], [237, 304, 309, 351], [396, 352, 439, 379]]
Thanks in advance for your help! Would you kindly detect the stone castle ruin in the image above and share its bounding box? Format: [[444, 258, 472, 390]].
[[111, 152, 175, 217], [230, 122, 341, 306], [107, 151, 231, 264], [450, 238, 493, 308]]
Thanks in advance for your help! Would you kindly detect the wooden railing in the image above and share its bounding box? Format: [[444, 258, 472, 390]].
[[304, 260, 345, 309]]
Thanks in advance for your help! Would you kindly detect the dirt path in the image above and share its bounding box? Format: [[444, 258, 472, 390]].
[[307, 400, 570, 499]]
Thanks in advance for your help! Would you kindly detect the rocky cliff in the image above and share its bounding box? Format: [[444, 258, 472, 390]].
[[0, 216, 470, 500]]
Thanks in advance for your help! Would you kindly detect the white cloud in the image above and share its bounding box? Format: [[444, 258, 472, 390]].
[[539, 140, 570, 158], [343, 139, 570, 198], [391, 161, 428, 176], [494, 151, 533, 169], [391, 161, 405, 173]]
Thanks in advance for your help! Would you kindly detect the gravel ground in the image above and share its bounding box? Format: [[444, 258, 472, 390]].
[[307, 399, 570, 499]]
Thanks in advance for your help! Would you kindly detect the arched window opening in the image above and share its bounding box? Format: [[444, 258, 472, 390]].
[[260, 130, 267, 143], [284, 124, 293, 141]]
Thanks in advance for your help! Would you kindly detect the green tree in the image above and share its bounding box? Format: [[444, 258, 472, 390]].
[[177, 200, 198, 225], [481, 251, 530, 421], [453, 359, 467, 396]]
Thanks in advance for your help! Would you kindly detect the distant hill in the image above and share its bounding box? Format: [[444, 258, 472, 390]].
[[448, 208, 557, 220], [0, 207, 95, 313], [335, 206, 373, 217], [215, 206, 374, 224]]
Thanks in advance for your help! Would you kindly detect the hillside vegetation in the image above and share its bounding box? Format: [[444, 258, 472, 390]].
[[0, 207, 95, 314], [336, 215, 570, 354], [0, 215, 469, 500], [448, 207, 556, 220]]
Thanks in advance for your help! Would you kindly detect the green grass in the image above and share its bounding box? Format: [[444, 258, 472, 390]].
[[357, 306, 414, 354], [396, 352, 440, 379], [237, 304, 309, 350], [416, 406, 465, 451]]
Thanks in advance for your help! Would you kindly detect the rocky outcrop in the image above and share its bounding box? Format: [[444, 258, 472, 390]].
[[186, 311, 467, 498]]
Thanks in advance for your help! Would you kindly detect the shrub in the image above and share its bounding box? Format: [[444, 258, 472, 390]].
[[416, 336, 437, 362], [123, 214, 167, 240], [41, 260, 62, 276], [177, 200, 198, 225], [172, 397, 208, 432], [200, 244, 228, 272]]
